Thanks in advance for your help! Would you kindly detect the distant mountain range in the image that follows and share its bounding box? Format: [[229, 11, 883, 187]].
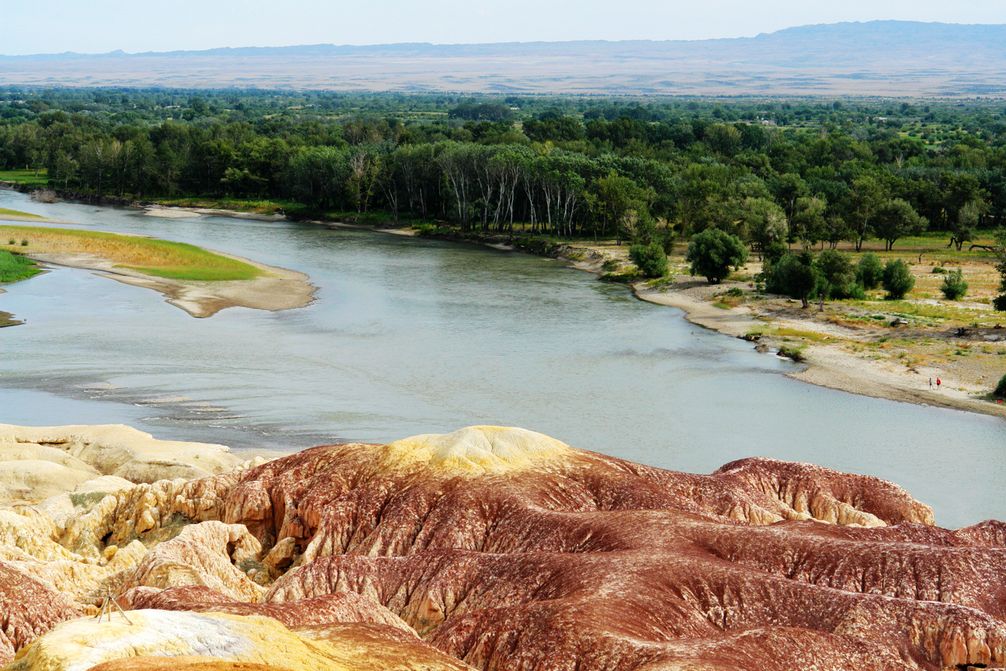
[[2, 21, 1006, 96]]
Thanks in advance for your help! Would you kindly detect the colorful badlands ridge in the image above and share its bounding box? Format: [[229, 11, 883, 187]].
[[0, 424, 1003, 670]]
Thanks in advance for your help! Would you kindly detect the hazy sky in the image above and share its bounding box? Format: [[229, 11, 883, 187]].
[[2, 0, 1005, 55]]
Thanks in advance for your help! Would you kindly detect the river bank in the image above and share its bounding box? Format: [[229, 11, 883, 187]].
[[336, 216, 1006, 421], [633, 280, 1006, 419], [359, 222, 1006, 421], [590, 240, 1006, 420]]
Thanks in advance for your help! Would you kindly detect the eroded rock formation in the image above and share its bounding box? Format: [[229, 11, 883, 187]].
[[0, 423, 242, 505], [0, 562, 80, 664], [4, 610, 471, 671], [2, 425, 1004, 671], [121, 585, 414, 631]]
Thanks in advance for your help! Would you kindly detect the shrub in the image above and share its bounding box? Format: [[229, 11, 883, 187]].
[[996, 373, 1006, 398], [686, 228, 748, 284], [629, 242, 668, 279], [856, 253, 883, 289], [932, 266, 947, 274], [940, 269, 968, 300], [882, 259, 915, 300], [846, 283, 867, 300], [778, 344, 806, 362], [766, 252, 819, 307], [19, 239, 27, 246], [996, 294, 1006, 312]]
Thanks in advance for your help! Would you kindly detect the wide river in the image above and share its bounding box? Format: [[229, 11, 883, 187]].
[[1, 189, 1003, 527]]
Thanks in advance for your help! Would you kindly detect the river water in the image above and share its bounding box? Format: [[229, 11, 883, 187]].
[[1, 189, 1003, 527]]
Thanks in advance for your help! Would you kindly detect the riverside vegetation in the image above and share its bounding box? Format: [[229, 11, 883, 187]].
[[1, 89, 1005, 402]]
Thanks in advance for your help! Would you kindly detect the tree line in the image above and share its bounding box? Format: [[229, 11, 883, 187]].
[[2, 89, 1006, 250]]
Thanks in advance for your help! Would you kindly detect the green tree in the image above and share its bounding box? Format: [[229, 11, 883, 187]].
[[285, 146, 351, 210], [950, 199, 987, 251], [740, 197, 788, 257], [790, 195, 827, 247], [586, 172, 653, 243], [675, 163, 738, 235], [847, 175, 887, 252], [704, 123, 742, 156], [873, 198, 926, 251], [771, 172, 808, 228], [685, 229, 748, 284], [882, 260, 915, 300], [856, 253, 883, 290], [815, 249, 858, 299], [346, 145, 383, 213], [766, 252, 819, 308]]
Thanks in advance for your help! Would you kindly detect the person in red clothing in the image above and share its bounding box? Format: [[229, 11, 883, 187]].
[[936, 377, 942, 391]]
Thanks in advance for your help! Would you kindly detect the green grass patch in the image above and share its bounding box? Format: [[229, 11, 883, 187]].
[[600, 270, 642, 283], [772, 327, 833, 343], [0, 169, 48, 187], [845, 301, 1001, 327], [644, 275, 675, 290], [69, 491, 110, 508], [0, 250, 40, 283], [0, 226, 261, 282], [0, 207, 43, 220]]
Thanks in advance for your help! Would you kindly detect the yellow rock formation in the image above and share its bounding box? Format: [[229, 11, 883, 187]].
[[382, 426, 572, 476], [6, 610, 471, 671], [0, 424, 242, 506], [123, 522, 265, 600]]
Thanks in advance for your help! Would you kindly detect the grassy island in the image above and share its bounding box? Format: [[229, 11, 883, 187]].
[[0, 224, 312, 318], [0, 208, 44, 221], [0, 250, 40, 283], [0, 225, 260, 282]]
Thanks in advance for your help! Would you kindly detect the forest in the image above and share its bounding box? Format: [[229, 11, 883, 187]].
[[1, 88, 1006, 256]]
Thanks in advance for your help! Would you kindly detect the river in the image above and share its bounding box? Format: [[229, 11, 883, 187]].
[[1, 189, 1003, 528]]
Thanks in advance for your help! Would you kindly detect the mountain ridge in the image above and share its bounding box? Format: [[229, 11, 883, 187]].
[[2, 20, 1004, 58], [2, 21, 1005, 96]]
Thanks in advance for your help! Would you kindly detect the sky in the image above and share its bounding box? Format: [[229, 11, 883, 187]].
[[1, 0, 1005, 55]]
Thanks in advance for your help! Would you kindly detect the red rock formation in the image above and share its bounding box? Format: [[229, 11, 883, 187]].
[[121, 585, 413, 632], [9, 426, 1004, 671], [192, 428, 1004, 671], [0, 562, 81, 665]]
